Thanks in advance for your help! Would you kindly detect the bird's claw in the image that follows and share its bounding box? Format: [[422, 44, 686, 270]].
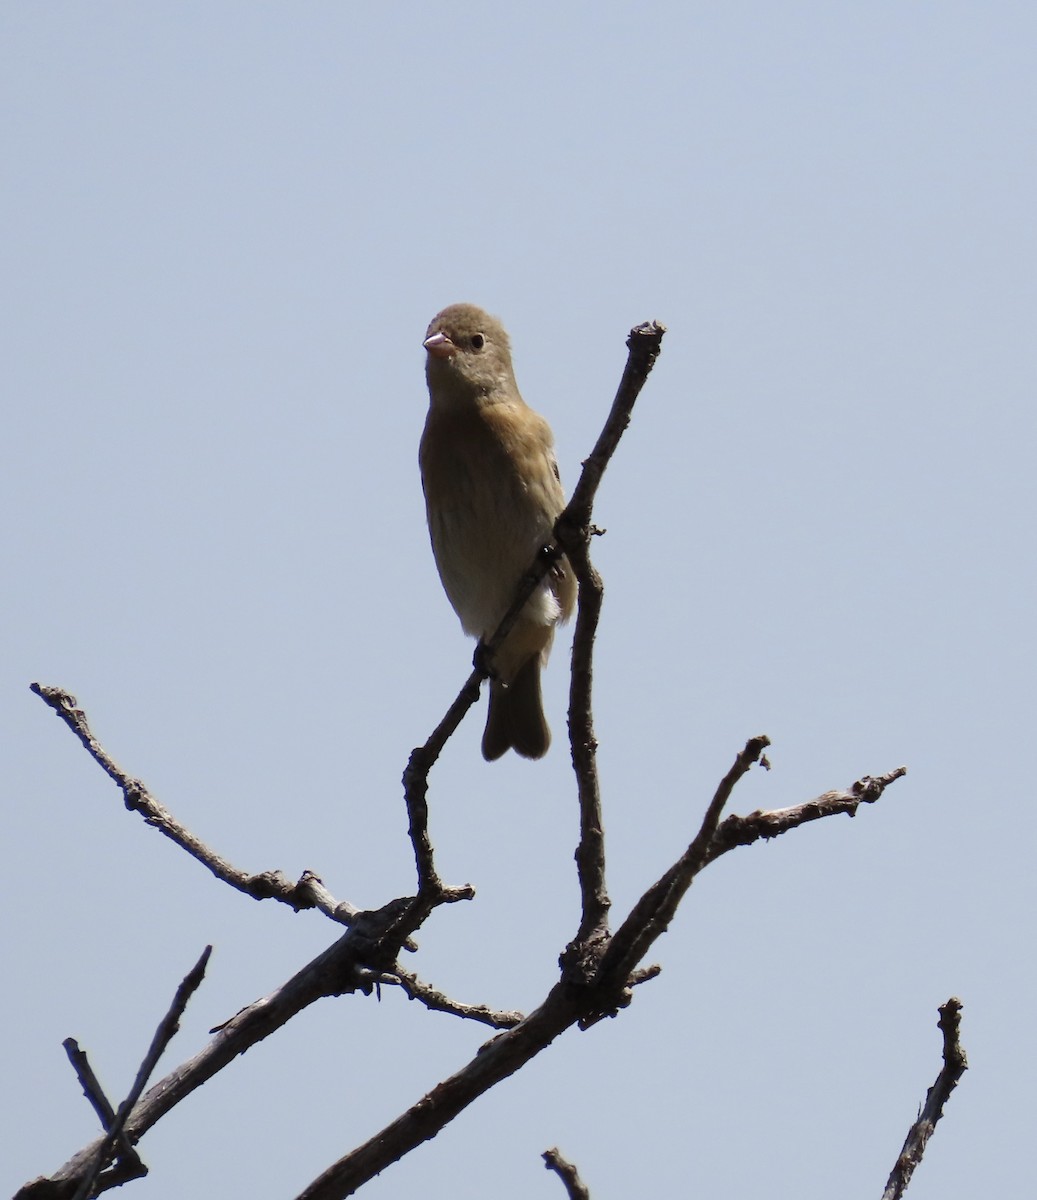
[[473, 641, 498, 680]]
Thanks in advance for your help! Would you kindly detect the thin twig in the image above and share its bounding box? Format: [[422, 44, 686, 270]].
[[62, 1041, 146, 1181], [881, 998, 968, 1200], [563, 530, 608, 968], [401, 674, 481, 899], [543, 1147, 591, 1200], [562, 321, 665, 957], [387, 968, 525, 1029], [70, 947, 211, 1200], [29, 684, 360, 922], [627, 964, 662, 988], [587, 756, 908, 1023], [592, 735, 770, 1006], [564, 321, 667, 521], [704, 766, 908, 866]]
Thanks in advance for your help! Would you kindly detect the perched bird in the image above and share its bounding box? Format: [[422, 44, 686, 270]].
[[419, 303, 577, 760]]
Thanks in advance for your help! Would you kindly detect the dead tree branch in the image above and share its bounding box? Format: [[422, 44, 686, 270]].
[[881, 998, 968, 1200], [72, 946, 210, 1200], [543, 1147, 591, 1200], [61, 1041, 146, 1186], [20, 319, 917, 1200], [561, 320, 666, 957], [704, 765, 908, 866], [386, 968, 524, 1029], [291, 746, 903, 1200], [586, 734, 770, 1012], [19, 948, 212, 1200], [29, 684, 363, 924]]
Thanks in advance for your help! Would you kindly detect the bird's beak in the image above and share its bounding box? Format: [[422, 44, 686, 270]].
[[423, 331, 456, 359]]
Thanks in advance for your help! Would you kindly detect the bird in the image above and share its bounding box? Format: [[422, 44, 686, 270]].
[[419, 303, 577, 760]]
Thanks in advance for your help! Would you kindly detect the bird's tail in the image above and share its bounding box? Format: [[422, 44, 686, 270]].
[[482, 657, 550, 760]]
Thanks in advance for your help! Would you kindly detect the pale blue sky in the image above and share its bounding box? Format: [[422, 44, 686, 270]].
[[3, 4, 1034, 1197]]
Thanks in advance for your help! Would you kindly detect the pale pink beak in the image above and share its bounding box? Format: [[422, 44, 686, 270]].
[[423, 331, 456, 359]]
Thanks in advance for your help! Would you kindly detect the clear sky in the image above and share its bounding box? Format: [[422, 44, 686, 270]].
[[3, 3, 1034, 1197]]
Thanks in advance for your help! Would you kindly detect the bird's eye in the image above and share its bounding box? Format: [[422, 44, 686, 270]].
[[470, 333, 485, 350]]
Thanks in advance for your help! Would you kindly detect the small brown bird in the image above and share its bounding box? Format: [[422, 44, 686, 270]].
[[419, 303, 576, 760]]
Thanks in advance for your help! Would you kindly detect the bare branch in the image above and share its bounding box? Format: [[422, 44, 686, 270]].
[[543, 1147, 591, 1200], [29, 684, 361, 923], [387, 968, 524, 1029], [564, 321, 667, 524], [704, 765, 908, 866], [292, 738, 904, 1199], [562, 530, 608, 963], [70, 947, 210, 1200], [294, 983, 582, 1200], [562, 321, 666, 957], [401, 690, 480, 901], [627, 964, 662, 988], [591, 735, 771, 1005], [61, 1041, 146, 1183], [587, 753, 907, 1022], [881, 998, 968, 1200]]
